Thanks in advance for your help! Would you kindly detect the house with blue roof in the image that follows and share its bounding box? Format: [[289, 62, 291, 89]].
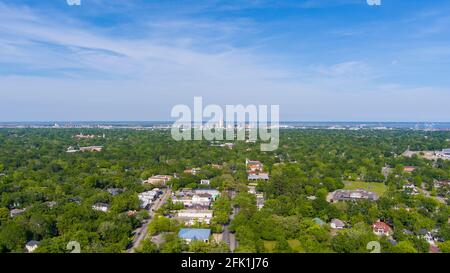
[[178, 228, 211, 243], [313, 218, 326, 226]]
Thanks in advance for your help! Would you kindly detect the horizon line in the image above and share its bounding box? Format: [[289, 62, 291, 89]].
[[1, 120, 450, 123]]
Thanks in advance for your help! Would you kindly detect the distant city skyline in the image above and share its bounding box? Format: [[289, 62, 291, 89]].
[[1, 0, 450, 121]]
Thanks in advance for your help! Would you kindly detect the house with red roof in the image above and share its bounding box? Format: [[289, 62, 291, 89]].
[[403, 166, 417, 173], [372, 220, 393, 236]]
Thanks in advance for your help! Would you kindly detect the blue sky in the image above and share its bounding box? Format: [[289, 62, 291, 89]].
[[1, 0, 450, 121]]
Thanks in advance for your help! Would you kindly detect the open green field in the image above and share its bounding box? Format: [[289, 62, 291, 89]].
[[263, 241, 276, 252], [287, 239, 305, 253], [343, 181, 388, 196]]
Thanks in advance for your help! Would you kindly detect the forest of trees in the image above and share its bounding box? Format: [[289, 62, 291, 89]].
[[0, 128, 449, 253]]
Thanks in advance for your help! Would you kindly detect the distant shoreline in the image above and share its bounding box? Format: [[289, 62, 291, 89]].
[[1, 121, 450, 130]]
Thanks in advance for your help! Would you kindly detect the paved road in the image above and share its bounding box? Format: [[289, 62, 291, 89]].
[[222, 190, 238, 253], [127, 188, 172, 253]]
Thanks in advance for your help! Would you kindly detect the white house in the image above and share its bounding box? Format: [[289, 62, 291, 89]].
[[92, 203, 109, 212], [200, 179, 210, 185], [438, 148, 450, 158], [10, 208, 26, 217], [256, 193, 265, 210], [25, 240, 39, 253], [330, 219, 345, 229], [248, 173, 269, 181]]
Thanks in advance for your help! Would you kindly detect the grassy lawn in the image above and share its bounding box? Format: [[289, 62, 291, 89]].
[[287, 239, 305, 253], [343, 181, 388, 196], [263, 241, 276, 252]]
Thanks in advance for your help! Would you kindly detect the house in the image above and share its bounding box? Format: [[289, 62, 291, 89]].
[[176, 210, 213, 225], [372, 221, 392, 236], [178, 228, 211, 243], [256, 193, 265, 210], [92, 203, 109, 212], [402, 183, 419, 195], [10, 208, 26, 217], [68, 197, 81, 204], [418, 229, 436, 245], [247, 172, 269, 181], [211, 164, 223, 169], [200, 179, 210, 185], [127, 210, 138, 217], [313, 218, 326, 226], [434, 180, 450, 188], [79, 146, 103, 152], [222, 143, 235, 149], [330, 219, 345, 229], [66, 146, 79, 153], [144, 175, 172, 186], [403, 166, 417, 173], [25, 240, 39, 253], [248, 185, 256, 194], [381, 166, 392, 178], [246, 159, 263, 172], [106, 188, 123, 196], [328, 189, 378, 202], [402, 229, 414, 236], [438, 148, 450, 158], [45, 201, 57, 208], [184, 168, 200, 175], [74, 133, 96, 139]]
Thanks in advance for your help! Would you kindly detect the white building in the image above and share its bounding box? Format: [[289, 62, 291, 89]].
[[138, 189, 161, 209], [403, 183, 419, 195], [248, 173, 269, 181], [79, 146, 103, 152], [442, 148, 450, 156], [330, 219, 345, 229], [10, 208, 26, 217], [248, 185, 256, 194], [256, 193, 265, 210], [25, 240, 39, 253], [176, 210, 213, 225], [172, 189, 220, 208], [200, 179, 210, 185], [66, 146, 79, 153], [192, 194, 212, 206], [92, 203, 109, 212]]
